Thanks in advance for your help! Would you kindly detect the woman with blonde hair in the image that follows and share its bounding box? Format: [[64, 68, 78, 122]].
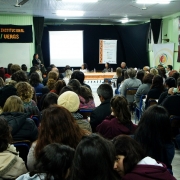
[[0, 95, 38, 141], [27, 105, 88, 171], [63, 69, 72, 85], [16, 82, 40, 117], [0, 77, 5, 89]]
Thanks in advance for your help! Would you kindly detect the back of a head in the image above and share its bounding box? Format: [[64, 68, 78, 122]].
[[136, 70, 145, 82], [47, 71, 58, 90], [68, 79, 81, 94], [3, 95, 24, 113], [53, 80, 66, 95], [42, 92, 58, 110], [0, 77, 5, 88], [127, 68, 136, 78], [11, 70, 28, 83], [150, 68, 158, 76], [177, 77, 180, 88], [58, 91, 80, 113], [10, 64, 21, 75], [165, 77, 176, 88], [112, 135, 145, 175], [16, 82, 33, 102], [79, 86, 93, 103], [70, 71, 85, 85], [151, 75, 163, 90], [116, 67, 122, 78], [35, 105, 84, 158], [30, 72, 41, 87], [65, 69, 72, 78], [142, 73, 154, 84], [21, 64, 27, 72], [71, 134, 118, 180], [110, 96, 131, 124], [0, 117, 12, 152], [31, 143, 75, 180], [97, 84, 113, 100], [158, 67, 166, 78], [134, 105, 172, 159]]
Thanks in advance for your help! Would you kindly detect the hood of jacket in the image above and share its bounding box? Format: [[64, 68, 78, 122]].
[[0, 112, 29, 135], [123, 157, 176, 180]]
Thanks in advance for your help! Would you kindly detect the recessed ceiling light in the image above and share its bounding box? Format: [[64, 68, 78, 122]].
[[62, 0, 98, 2], [121, 18, 129, 23], [56, 10, 85, 16]]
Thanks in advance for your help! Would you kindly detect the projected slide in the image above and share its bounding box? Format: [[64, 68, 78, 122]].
[[49, 31, 83, 67]]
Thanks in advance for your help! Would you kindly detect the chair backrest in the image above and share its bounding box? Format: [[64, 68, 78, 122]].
[[148, 99, 158, 107], [79, 109, 93, 119], [31, 115, 40, 127], [36, 93, 43, 109], [12, 140, 31, 165], [125, 88, 138, 103], [104, 78, 112, 85]]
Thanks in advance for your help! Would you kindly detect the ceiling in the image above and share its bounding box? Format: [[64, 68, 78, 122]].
[[0, 0, 180, 24]]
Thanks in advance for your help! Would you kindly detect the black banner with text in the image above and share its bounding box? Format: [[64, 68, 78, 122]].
[[0, 25, 33, 43]]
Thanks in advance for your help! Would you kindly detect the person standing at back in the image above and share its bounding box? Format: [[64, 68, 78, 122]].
[[90, 84, 113, 132]]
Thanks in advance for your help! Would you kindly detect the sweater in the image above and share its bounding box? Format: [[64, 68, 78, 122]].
[[0, 145, 27, 179], [120, 78, 142, 103], [134, 83, 151, 107], [96, 115, 137, 139]]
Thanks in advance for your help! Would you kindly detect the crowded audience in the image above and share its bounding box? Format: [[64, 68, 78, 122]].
[[0, 61, 179, 180]]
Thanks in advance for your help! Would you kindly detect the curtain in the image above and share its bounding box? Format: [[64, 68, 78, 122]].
[[150, 19, 162, 44], [33, 17, 44, 63]]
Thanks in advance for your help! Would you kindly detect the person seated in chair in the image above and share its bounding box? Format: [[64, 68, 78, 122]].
[[120, 68, 142, 103], [0, 117, 27, 179], [90, 84, 113, 132]]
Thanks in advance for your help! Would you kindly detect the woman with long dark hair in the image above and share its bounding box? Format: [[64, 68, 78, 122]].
[[145, 75, 164, 109], [96, 96, 137, 139], [70, 134, 119, 180], [27, 105, 87, 171], [134, 105, 175, 170], [30, 72, 44, 93]]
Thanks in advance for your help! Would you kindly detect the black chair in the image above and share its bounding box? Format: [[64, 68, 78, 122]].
[[135, 95, 145, 124], [79, 109, 94, 119], [12, 140, 31, 166], [125, 88, 138, 114]]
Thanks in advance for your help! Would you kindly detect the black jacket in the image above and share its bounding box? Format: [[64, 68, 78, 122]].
[[162, 93, 180, 116], [0, 112, 38, 141], [90, 99, 111, 132]]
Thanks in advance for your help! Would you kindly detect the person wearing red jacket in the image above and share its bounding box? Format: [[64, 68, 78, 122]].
[[113, 135, 176, 180]]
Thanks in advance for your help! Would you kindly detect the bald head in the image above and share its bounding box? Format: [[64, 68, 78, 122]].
[[121, 62, 126, 69]]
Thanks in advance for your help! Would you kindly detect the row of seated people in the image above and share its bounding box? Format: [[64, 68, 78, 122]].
[[0, 108, 177, 180], [0, 63, 179, 179]]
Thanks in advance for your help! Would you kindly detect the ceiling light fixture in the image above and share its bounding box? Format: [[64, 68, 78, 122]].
[[56, 10, 84, 16], [121, 18, 129, 23], [62, 0, 98, 2], [136, 0, 171, 4]]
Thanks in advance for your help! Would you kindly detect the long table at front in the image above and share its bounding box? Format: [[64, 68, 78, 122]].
[[84, 72, 116, 92]]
